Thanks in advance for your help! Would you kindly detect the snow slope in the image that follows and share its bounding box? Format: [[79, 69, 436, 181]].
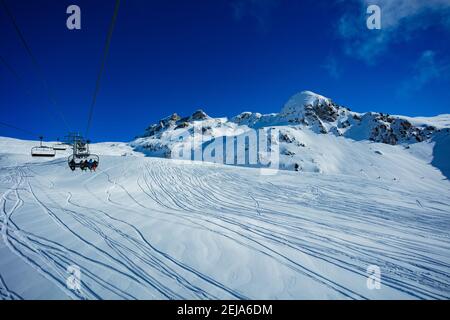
[[0, 135, 449, 299]]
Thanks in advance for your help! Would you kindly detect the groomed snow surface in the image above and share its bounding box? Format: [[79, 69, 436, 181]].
[[0, 135, 449, 300]]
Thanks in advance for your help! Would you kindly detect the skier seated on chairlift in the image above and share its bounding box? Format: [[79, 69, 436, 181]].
[[69, 159, 76, 171], [80, 160, 88, 171], [87, 159, 94, 171], [92, 160, 98, 172]]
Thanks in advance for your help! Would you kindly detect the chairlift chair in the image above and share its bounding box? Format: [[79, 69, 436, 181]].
[[31, 136, 56, 157], [67, 136, 99, 171], [53, 138, 68, 151], [68, 154, 99, 171], [53, 144, 68, 151]]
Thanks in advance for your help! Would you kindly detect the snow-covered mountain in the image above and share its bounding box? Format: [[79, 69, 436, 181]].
[[132, 90, 450, 179], [0, 91, 449, 300]]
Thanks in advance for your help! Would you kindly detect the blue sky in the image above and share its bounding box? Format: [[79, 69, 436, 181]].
[[1, 0, 449, 142]]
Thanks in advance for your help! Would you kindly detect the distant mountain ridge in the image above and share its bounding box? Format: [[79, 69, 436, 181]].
[[131, 90, 450, 177]]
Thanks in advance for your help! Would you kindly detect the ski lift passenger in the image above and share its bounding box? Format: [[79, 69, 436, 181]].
[[87, 159, 94, 171], [92, 160, 98, 172], [80, 160, 88, 171], [69, 159, 76, 171]]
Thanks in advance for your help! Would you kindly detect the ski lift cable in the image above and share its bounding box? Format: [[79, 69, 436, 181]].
[[0, 120, 41, 137], [85, 0, 121, 139], [0, 55, 19, 78], [0, 0, 72, 132], [0, 56, 64, 142], [0, 55, 32, 96]]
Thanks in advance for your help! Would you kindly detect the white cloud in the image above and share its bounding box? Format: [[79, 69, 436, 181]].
[[338, 0, 450, 63], [398, 50, 450, 96], [321, 56, 341, 79]]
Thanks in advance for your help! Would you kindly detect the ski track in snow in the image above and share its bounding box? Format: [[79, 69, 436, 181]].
[[0, 155, 449, 299]]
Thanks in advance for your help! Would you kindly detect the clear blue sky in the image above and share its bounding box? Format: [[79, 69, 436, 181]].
[[1, 0, 449, 142]]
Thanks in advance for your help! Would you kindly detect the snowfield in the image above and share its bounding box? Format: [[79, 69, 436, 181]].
[[0, 132, 449, 300], [1, 91, 449, 300]]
